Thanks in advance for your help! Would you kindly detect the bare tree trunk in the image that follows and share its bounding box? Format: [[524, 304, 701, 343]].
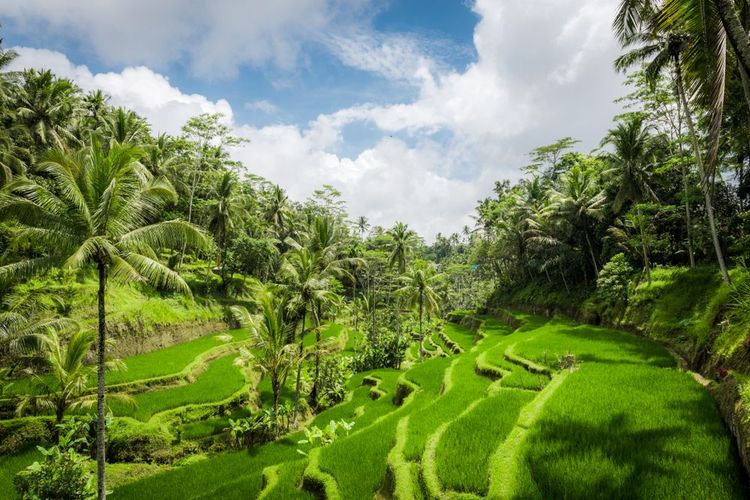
[[96, 260, 107, 500], [674, 70, 696, 267], [637, 207, 652, 284], [676, 61, 732, 284], [584, 230, 599, 278], [292, 310, 306, 430]]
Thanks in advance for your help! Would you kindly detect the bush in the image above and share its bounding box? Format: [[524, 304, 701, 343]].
[[352, 329, 410, 372], [0, 418, 53, 455], [15, 430, 95, 500], [596, 253, 634, 306], [316, 357, 352, 410], [107, 418, 173, 463]]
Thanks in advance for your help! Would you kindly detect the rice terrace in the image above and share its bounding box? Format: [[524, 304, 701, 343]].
[[1, 0, 750, 499]]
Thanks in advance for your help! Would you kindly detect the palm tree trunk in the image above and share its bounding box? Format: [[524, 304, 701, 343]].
[[558, 261, 570, 293], [583, 230, 599, 278], [293, 310, 306, 430], [673, 69, 696, 267], [716, 0, 750, 77], [178, 167, 200, 268], [675, 61, 732, 284], [418, 291, 423, 338], [96, 260, 107, 500], [272, 375, 280, 415], [637, 207, 652, 284]]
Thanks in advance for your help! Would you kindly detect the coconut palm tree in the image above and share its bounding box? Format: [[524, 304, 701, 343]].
[[282, 248, 337, 424], [547, 165, 607, 278], [207, 171, 242, 287], [105, 108, 149, 144], [614, 0, 730, 280], [603, 116, 662, 282], [16, 329, 96, 432], [356, 216, 370, 240], [16, 69, 79, 149], [397, 264, 442, 338], [388, 222, 418, 273], [232, 287, 296, 414], [0, 137, 208, 499]]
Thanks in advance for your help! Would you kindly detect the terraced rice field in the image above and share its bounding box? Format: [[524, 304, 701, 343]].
[[109, 312, 747, 499]]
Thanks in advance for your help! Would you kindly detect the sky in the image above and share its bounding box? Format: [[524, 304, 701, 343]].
[[1, 0, 625, 241]]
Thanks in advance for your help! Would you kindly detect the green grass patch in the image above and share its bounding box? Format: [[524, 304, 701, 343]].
[[110, 354, 245, 421]]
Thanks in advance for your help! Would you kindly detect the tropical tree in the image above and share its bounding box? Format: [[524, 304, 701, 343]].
[[0, 138, 208, 499], [16, 330, 130, 439], [356, 216, 370, 240], [387, 222, 418, 273], [16, 69, 79, 149], [232, 287, 296, 414], [547, 164, 607, 278], [207, 171, 242, 287], [614, 0, 730, 281], [603, 115, 661, 282], [397, 264, 442, 337]]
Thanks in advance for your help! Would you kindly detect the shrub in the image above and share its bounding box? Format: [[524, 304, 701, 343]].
[[107, 418, 173, 463], [596, 253, 634, 306], [15, 429, 95, 500], [316, 357, 352, 410], [352, 329, 410, 372], [0, 418, 52, 455], [557, 352, 578, 371]]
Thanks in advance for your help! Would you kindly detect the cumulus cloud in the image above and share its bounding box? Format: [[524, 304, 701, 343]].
[[5, 0, 626, 240], [244, 100, 279, 115], [1, 0, 353, 78], [8, 47, 232, 135]]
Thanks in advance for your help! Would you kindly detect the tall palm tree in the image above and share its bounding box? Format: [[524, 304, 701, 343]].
[[106, 108, 149, 144], [207, 171, 242, 287], [388, 222, 418, 273], [232, 287, 296, 414], [356, 216, 370, 240], [614, 0, 730, 281], [0, 138, 208, 499], [603, 116, 661, 282], [547, 165, 607, 278], [397, 264, 442, 338], [16, 69, 79, 149], [282, 248, 337, 424]]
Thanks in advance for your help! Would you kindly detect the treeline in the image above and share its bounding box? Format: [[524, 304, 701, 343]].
[[469, 0, 750, 299]]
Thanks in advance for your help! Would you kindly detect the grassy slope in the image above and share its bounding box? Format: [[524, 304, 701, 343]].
[[110, 313, 746, 499], [109, 354, 246, 421]]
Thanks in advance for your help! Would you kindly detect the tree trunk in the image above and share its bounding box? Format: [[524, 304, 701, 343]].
[[558, 261, 570, 293], [637, 207, 652, 285], [292, 310, 306, 430], [583, 230, 599, 278], [272, 375, 280, 415], [54, 403, 64, 442], [676, 61, 732, 284], [716, 0, 750, 77], [418, 291, 423, 338], [673, 68, 696, 267], [96, 260, 107, 500]]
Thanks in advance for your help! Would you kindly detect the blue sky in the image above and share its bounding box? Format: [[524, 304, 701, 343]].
[[1, 0, 625, 240]]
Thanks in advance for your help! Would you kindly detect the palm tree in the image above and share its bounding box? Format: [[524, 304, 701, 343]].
[[547, 165, 607, 278], [207, 171, 242, 287], [282, 248, 337, 424], [388, 222, 418, 273], [106, 108, 149, 144], [603, 115, 661, 282], [397, 264, 442, 338], [0, 138, 208, 499], [614, 0, 729, 280], [16, 330, 95, 432], [232, 287, 296, 414], [16, 69, 79, 149], [356, 216, 370, 240]]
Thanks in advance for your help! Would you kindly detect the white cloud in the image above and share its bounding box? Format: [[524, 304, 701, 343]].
[[244, 100, 279, 115], [5, 0, 626, 241], [1, 0, 347, 78], [8, 47, 232, 135]]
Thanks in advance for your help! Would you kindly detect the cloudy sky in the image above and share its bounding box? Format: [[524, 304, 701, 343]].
[[1, 0, 625, 240]]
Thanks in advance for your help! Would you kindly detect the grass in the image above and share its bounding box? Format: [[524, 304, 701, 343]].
[[106, 311, 746, 499], [0, 446, 41, 496], [515, 363, 746, 498], [109, 354, 246, 421], [436, 388, 533, 494]]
